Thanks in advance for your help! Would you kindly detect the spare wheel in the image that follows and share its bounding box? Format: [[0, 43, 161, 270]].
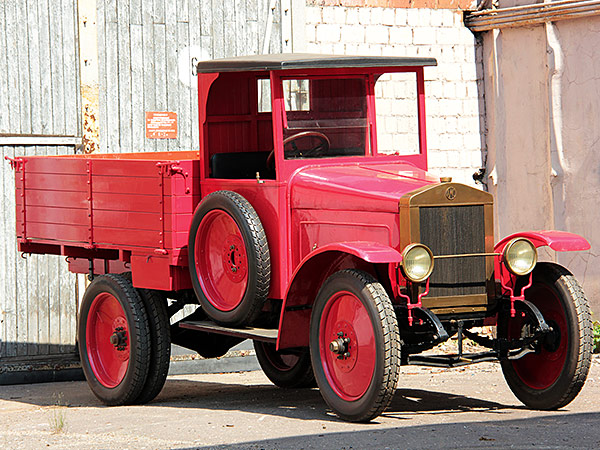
[[188, 190, 270, 326]]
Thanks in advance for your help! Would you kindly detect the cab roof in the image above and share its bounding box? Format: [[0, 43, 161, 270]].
[[195, 53, 438, 74]]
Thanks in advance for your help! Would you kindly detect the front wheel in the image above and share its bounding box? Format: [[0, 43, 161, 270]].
[[498, 262, 593, 410], [310, 269, 401, 422]]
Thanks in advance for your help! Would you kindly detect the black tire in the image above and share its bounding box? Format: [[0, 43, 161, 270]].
[[188, 190, 270, 326], [498, 262, 593, 410], [254, 341, 316, 389], [310, 269, 401, 422], [134, 289, 171, 404], [78, 274, 151, 405]]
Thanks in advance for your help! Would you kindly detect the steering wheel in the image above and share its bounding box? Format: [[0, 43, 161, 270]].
[[267, 131, 330, 170]]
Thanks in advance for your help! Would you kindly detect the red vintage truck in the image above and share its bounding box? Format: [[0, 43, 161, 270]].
[[7, 54, 592, 422]]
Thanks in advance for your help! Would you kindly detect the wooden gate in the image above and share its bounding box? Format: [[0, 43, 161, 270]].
[[0, 0, 82, 382]]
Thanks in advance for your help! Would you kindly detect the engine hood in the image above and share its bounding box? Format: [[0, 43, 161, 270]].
[[289, 162, 441, 212]]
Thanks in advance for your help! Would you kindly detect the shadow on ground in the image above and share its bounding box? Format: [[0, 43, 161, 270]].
[[183, 412, 600, 450], [0, 375, 513, 423]]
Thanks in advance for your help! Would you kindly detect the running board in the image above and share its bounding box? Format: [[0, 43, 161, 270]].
[[178, 320, 278, 343]]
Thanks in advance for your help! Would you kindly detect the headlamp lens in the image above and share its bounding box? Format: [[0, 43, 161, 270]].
[[504, 238, 537, 276], [402, 244, 434, 282]]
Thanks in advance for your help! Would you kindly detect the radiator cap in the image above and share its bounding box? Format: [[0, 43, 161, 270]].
[[440, 176, 452, 183]]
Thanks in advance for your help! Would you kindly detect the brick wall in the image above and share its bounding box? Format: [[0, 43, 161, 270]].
[[305, 5, 484, 185]]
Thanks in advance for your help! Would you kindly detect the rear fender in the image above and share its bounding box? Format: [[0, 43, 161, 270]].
[[277, 242, 402, 350], [494, 230, 590, 290]]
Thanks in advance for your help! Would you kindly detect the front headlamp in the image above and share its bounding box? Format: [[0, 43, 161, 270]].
[[401, 244, 434, 283], [503, 238, 537, 276]]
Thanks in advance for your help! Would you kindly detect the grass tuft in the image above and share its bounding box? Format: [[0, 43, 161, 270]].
[[48, 392, 67, 434]]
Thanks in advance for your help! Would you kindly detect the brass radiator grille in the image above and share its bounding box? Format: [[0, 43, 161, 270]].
[[419, 205, 487, 298]]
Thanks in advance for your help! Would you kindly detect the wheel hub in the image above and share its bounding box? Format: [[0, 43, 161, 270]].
[[222, 235, 247, 282], [329, 321, 357, 372], [330, 333, 351, 358], [543, 320, 561, 353], [110, 327, 128, 350]]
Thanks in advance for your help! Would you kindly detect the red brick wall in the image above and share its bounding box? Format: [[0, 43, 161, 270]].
[[307, 0, 473, 10]]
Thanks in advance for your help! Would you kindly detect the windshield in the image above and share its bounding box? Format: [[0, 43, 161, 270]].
[[282, 77, 368, 160]]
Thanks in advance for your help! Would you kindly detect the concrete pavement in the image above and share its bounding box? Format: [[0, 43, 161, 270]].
[[1, 357, 600, 449]]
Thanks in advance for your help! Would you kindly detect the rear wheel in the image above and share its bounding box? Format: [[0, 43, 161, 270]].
[[78, 274, 151, 405], [188, 191, 270, 326], [134, 289, 171, 404], [498, 262, 593, 410], [254, 341, 315, 388], [310, 269, 400, 422]]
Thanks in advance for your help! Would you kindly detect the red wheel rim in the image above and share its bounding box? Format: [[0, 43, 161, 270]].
[[262, 343, 301, 372], [508, 284, 568, 389], [86, 293, 130, 388], [319, 291, 376, 401], [195, 210, 249, 311]]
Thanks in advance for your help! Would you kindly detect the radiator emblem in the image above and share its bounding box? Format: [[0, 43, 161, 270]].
[[445, 186, 457, 201]]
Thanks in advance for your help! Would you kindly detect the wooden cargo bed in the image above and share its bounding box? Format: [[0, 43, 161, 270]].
[[9, 151, 201, 291]]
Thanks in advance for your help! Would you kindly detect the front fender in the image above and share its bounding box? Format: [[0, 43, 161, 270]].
[[301, 241, 403, 265], [494, 230, 589, 290], [494, 230, 590, 253], [277, 242, 402, 350]]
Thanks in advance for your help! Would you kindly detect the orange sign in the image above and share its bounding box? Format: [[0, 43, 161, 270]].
[[145, 112, 177, 139]]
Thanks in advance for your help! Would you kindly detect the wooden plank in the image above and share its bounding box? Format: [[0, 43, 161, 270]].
[[24, 206, 89, 227], [97, 0, 108, 152], [154, 23, 168, 152], [200, 0, 212, 39], [211, 0, 224, 58], [62, 0, 79, 136], [15, 147, 28, 356], [271, 0, 282, 54], [235, 0, 247, 57], [130, 0, 142, 26], [5, 0, 20, 133], [21, 157, 88, 175], [0, 1, 8, 133], [59, 259, 76, 353], [178, 22, 192, 149], [131, 25, 145, 152], [105, 19, 119, 152], [1, 6, 12, 356], [2, 145, 17, 356], [189, 0, 201, 45], [92, 175, 162, 195], [17, 190, 88, 209], [23, 173, 88, 191], [247, 0, 259, 56], [142, 0, 156, 152], [16, 1, 32, 134], [0, 146, 5, 355], [37, 2, 52, 136], [49, 1, 66, 135], [166, 0, 178, 151], [153, 0, 165, 24], [105, 0, 117, 23], [118, 0, 132, 152], [177, 0, 189, 23], [223, 0, 235, 57]]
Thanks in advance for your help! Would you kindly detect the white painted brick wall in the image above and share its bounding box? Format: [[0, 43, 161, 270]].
[[305, 6, 484, 186]]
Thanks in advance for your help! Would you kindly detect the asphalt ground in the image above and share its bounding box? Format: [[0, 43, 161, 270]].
[[1, 356, 600, 450]]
